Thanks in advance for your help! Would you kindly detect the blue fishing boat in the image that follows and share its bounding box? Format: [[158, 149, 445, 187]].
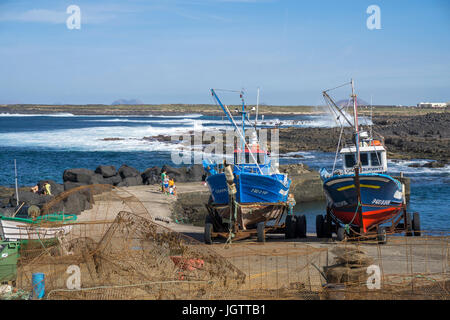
[[317, 80, 420, 242], [203, 89, 297, 243]]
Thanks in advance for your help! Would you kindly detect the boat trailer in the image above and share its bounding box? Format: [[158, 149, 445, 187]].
[[204, 202, 307, 243], [316, 202, 421, 244]]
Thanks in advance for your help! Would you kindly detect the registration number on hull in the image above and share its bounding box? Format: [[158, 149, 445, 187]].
[[372, 199, 391, 205], [251, 188, 269, 195]]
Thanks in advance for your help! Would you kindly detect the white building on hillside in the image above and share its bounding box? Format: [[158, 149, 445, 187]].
[[417, 102, 448, 108]]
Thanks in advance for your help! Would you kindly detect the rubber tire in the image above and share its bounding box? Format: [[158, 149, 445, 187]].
[[204, 223, 213, 244], [316, 215, 324, 239], [336, 227, 346, 242], [405, 212, 413, 237], [323, 217, 332, 238], [377, 227, 387, 244], [285, 215, 296, 239], [295, 215, 307, 238], [257, 222, 266, 243], [413, 212, 421, 237]]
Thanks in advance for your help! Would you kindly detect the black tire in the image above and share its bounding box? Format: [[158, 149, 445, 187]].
[[413, 212, 421, 237], [377, 227, 387, 244], [285, 215, 296, 239], [323, 216, 332, 238], [295, 215, 307, 238], [405, 212, 413, 236], [257, 222, 266, 243], [315, 215, 324, 239], [204, 223, 213, 244], [336, 227, 346, 242]]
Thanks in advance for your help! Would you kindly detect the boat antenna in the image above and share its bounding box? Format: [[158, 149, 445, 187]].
[[255, 87, 260, 127], [14, 159, 19, 207], [322, 81, 354, 128]]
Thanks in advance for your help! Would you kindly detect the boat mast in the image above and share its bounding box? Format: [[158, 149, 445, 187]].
[[351, 79, 361, 171], [210, 89, 263, 174], [241, 91, 246, 164], [255, 87, 260, 126]]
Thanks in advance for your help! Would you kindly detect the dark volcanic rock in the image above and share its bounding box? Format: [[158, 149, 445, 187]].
[[9, 191, 53, 207], [186, 164, 204, 182], [95, 165, 117, 178], [91, 174, 106, 185], [0, 207, 15, 217], [63, 193, 84, 215], [63, 168, 96, 184], [118, 165, 140, 179], [422, 161, 446, 168], [64, 181, 86, 191], [117, 176, 143, 187], [142, 167, 161, 185], [103, 174, 122, 186], [161, 165, 188, 182]]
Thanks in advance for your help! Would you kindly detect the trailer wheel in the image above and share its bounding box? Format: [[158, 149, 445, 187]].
[[336, 227, 346, 241], [413, 212, 421, 236], [295, 215, 307, 238], [204, 223, 213, 244], [257, 222, 266, 242], [377, 227, 387, 244], [405, 212, 413, 236], [285, 215, 296, 239], [316, 215, 324, 238], [323, 217, 332, 238]]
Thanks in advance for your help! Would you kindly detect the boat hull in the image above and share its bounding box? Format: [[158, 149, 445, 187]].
[[322, 173, 403, 232], [206, 172, 290, 205], [0, 219, 73, 241], [211, 203, 286, 230]]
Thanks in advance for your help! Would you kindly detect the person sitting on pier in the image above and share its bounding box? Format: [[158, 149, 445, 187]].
[[43, 181, 52, 195], [30, 185, 39, 193], [169, 178, 177, 196]]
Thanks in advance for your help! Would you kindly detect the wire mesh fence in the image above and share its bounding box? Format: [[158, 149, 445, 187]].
[[6, 185, 449, 300]]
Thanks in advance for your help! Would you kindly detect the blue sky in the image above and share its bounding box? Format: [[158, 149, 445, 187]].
[[0, 0, 449, 105]]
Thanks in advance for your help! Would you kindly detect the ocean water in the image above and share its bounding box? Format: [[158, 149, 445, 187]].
[[1, 113, 448, 231]]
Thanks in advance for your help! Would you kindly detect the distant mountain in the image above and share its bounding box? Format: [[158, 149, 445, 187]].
[[336, 98, 370, 107], [111, 99, 144, 105]]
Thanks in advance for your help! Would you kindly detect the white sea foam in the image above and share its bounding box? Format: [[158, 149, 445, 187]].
[[0, 125, 189, 152], [388, 159, 450, 176]]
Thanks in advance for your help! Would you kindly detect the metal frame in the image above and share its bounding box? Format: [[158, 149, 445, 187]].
[[205, 202, 288, 242]]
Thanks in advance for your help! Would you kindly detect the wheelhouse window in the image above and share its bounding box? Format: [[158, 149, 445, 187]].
[[344, 154, 356, 168], [235, 151, 266, 165], [370, 152, 381, 166], [360, 153, 369, 166]]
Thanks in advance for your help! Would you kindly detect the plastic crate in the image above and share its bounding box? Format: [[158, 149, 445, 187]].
[[0, 241, 20, 282]]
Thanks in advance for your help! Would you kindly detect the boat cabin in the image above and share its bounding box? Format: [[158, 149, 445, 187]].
[[340, 141, 387, 174], [234, 147, 269, 165]]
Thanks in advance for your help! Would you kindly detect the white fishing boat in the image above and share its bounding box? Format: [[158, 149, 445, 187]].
[[0, 214, 76, 241]]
